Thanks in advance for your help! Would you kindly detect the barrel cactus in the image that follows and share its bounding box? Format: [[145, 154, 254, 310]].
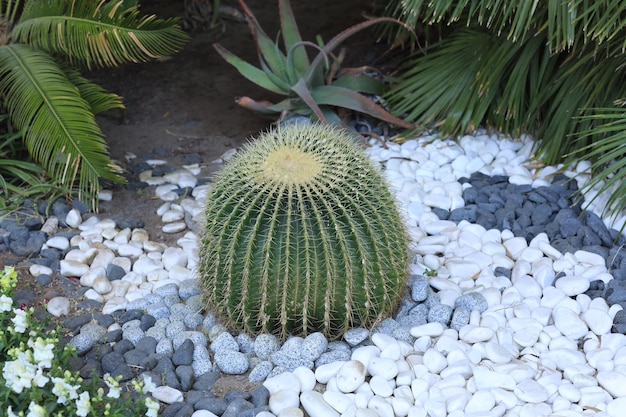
[[198, 123, 409, 340]]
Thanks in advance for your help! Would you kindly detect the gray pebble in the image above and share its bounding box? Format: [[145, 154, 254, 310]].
[[192, 359, 213, 377], [166, 321, 187, 339], [211, 331, 239, 353], [193, 345, 211, 361], [146, 301, 170, 319], [214, 350, 249, 375], [248, 360, 274, 382], [179, 279, 201, 299], [184, 312, 204, 328], [106, 263, 126, 280], [193, 369, 221, 391], [428, 303, 453, 325], [270, 351, 314, 370], [266, 366, 288, 379], [344, 328, 370, 347], [163, 294, 182, 307], [122, 326, 145, 346], [254, 334, 280, 360], [237, 333, 255, 355], [155, 283, 179, 297], [315, 349, 351, 367], [301, 332, 328, 361], [411, 275, 430, 302], [391, 326, 414, 344], [173, 331, 207, 350], [120, 299, 147, 314], [176, 365, 195, 391], [454, 292, 488, 313], [172, 339, 194, 366], [251, 385, 270, 407], [69, 323, 106, 355], [195, 397, 227, 415], [376, 318, 400, 335], [185, 294, 204, 313], [146, 326, 166, 342], [157, 338, 174, 355], [450, 306, 471, 331]]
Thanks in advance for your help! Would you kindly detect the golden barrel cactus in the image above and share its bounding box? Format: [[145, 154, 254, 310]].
[[198, 123, 409, 340]]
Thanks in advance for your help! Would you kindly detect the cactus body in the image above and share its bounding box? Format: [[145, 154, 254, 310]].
[[198, 123, 409, 340]]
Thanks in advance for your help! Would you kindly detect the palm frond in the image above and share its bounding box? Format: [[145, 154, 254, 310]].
[[570, 106, 626, 233], [0, 43, 124, 209], [61, 64, 124, 115], [11, 0, 189, 69]]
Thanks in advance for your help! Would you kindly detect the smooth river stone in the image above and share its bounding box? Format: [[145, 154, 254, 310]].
[[553, 307, 589, 339], [336, 360, 367, 393], [514, 379, 550, 403], [300, 391, 339, 417], [555, 275, 590, 296], [597, 371, 626, 398]]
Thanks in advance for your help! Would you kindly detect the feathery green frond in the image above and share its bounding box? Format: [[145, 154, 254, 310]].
[[0, 44, 124, 208], [11, 0, 189, 69]]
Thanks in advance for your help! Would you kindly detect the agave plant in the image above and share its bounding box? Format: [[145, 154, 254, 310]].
[[0, 0, 188, 210], [198, 123, 409, 340], [213, 0, 414, 128]]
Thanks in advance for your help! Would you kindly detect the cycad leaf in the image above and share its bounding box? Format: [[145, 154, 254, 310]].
[[11, 0, 189, 69], [0, 44, 124, 208], [61, 64, 124, 115]]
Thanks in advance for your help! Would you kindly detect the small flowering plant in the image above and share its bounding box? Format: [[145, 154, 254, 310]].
[[0, 266, 161, 416]]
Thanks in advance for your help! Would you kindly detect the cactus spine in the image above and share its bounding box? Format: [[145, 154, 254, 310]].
[[198, 123, 409, 340]]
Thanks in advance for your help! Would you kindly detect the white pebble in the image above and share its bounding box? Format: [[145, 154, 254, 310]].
[[553, 307, 589, 339], [323, 391, 353, 414], [264, 373, 302, 395], [269, 390, 300, 415], [163, 222, 187, 233], [597, 371, 626, 398], [555, 275, 590, 296], [514, 379, 549, 403], [336, 360, 367, 393], [300, 391, 339, 417], [47, 297, 71, 316], [152, 386, 183, 404], [583, 308, 613, 335]]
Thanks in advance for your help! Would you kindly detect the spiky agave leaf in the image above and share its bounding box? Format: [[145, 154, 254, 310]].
[[199, 123, 409, 340]]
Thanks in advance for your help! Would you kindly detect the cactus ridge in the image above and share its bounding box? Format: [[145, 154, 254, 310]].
[[199, 123, 409, 340]]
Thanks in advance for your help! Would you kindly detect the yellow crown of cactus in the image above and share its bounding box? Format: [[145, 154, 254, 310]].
[[198, 123, 409, 340]]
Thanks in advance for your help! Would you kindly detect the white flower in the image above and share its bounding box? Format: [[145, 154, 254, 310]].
[[2, 351, 37, 393], [104, 374, 121, 399], [6, 406, 18, 417], [29, 337, 55, 369], [144, 397, 160, 417], [75, 391, 91, 417], [26, 402, 46, 417], [0, 294, 12, 312], [141, 374, 157, 394], [11, 308, 28, 333], [51, 376, 80, 404]]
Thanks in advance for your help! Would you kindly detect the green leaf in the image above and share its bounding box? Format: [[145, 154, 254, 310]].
[[331, 71, 385, 96], [61, 64, 124, 115], [290, 79, 329, 124], [11, 0, 189, 69], [237, 0, 290, 82], [0, 43, 124, 208], [312, 85, 414, 128], [213, 43, 289, 95], [279, 0, 309, 77]]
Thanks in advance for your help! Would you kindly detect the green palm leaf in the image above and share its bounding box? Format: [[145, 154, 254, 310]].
[[0, 44, 124, 208], [11, 0, 189, 69]]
